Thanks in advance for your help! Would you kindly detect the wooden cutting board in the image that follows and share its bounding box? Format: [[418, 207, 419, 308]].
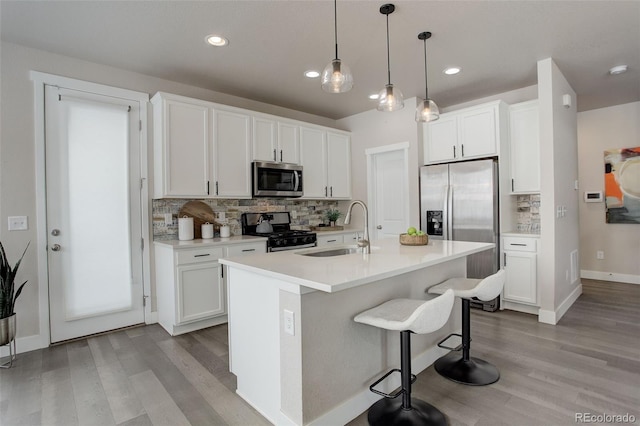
[[178, 201, 216, 239]]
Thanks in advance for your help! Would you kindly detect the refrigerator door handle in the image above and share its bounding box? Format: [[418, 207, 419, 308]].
[[444, 184, 453, 240]]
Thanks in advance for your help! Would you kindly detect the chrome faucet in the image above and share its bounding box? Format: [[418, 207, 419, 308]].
[[344, 200, 370, 254]]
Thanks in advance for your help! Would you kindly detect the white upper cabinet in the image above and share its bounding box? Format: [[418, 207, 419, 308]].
[[152, 93, 252, 199], [299, 126, 327, 198], [327, 132, 352, 199], [152, 92, 350, 200], [152, 96, 210, 198], [299, 126, 352, 199], [252, 116, 300, 164], [509, 100, 540, 193], [213, 107, 252, 198], [423, 100, 507, 164]]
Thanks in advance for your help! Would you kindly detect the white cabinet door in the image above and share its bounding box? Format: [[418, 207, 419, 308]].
[[509, 100, 540, 193], [503, 251, 537, 305], [252, 116, 278, 162], [300, 126, 328, 198], [424, 116, 458, 163], [176, 262, 224, 324], [153, 96, 210, 197], [457, 107, 497, 159], [213, 108, 252, 198], [327, 132, 351, 199], [278, 122, 299, 164]]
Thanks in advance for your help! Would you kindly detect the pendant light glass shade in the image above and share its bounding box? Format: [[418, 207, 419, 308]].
[[377, 84, 404, 111], [321, 59, 353, 93], [378, 4, 403, 112], [415, 98, 439, 121], [416, 31, 439, 122], [321, 0, 353, 93]]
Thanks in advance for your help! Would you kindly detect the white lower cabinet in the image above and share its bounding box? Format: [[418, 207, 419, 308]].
[[502, 236, 538, 306], [316, 231, 361, 246], [155, 240, 266, 336]]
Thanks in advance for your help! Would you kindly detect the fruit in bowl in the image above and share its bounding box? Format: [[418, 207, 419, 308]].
[[400, 227, 428, 245], [406, 227, 425, 236]]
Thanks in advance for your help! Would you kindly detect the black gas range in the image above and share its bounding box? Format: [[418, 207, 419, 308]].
[[241, 212, 317, 252]]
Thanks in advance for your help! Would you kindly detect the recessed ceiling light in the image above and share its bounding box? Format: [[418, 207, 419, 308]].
[[205, 34, 228, 47], [304, 70, 320, 78], [369, 93, 380, 100], [609, 65, 628, 75], [443, 66, 461, 75]]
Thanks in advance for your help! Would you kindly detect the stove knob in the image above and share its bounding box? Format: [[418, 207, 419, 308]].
[[292, 237, 298, 244]]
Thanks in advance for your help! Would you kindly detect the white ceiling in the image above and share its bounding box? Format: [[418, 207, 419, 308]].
[[1, 0, 638, 120]]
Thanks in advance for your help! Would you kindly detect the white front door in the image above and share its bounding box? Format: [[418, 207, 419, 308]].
[[45, 85, 144, 343], [368, 145, 410, 240]]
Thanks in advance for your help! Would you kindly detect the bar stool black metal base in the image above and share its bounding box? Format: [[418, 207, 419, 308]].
[[434, 352, 499, 386], [368, 396, 447, 426]]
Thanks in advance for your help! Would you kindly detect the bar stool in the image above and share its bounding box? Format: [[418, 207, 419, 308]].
[[427, 269, 505, 386], [354, 289, 455, 426]]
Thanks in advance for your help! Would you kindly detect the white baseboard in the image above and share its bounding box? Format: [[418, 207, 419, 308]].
[[0, 334, 48, 358], [146, 311, 158, 324], [538, 283, 583, 325], [581, 270, 640, 285]]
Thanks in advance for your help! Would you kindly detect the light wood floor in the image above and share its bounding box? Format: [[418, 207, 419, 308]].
[[2, 279, 639, 426]]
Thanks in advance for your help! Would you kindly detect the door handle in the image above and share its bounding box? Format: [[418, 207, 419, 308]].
[[376, 225, 382, 229], [51, 229, 60, 236], [51, 244, 61, 252]]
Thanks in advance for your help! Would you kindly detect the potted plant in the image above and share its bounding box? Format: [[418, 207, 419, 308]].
[[0, 241, 29, 366], [324, 208, 342, 227]]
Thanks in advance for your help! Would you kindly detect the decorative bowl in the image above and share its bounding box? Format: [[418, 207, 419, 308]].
[[399, 233, 428, 246]]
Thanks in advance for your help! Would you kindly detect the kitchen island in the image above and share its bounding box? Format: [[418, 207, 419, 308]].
[[220, 239, 494, 426]]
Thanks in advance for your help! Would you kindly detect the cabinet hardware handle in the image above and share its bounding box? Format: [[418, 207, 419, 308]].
[[330, 186, 333, 197], [273, 149, 277, 161], [511, 179, 514, 192], [453, 146, 456, 158], [194, 253, 211, 257], [207, 181, 210, 195], [504, 253, 507, 266], [280, 150, 283, 162], [328, 239, 337, 242], [242, 249, 256, 252], [325, 186, 328, 196], [216, 181, 219, 195], [510, 243, 527, 246], [461, 144, 464, 157]]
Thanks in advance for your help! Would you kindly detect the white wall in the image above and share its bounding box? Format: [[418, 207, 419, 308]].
[[0, 41, 338, 344], [537, 58, 582, 324], [577, 102, 640, 283]]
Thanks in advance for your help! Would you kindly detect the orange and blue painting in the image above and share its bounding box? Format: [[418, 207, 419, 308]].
[[604, 147, 640, 224]]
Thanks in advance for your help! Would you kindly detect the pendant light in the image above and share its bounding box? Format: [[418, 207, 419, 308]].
[[415, 31, 439, 122], [321, 0, 353, 93], [377, 3, 404, 112]]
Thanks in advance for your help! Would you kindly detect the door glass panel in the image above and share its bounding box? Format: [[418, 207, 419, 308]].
[[64, 99, 132, 319]]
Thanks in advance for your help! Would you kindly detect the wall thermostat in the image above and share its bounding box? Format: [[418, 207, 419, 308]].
[[584, 191, 603, 203]]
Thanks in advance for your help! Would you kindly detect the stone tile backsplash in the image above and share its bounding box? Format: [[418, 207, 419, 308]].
[[152, 198, 342, 240], [516, 194, 541, 233]]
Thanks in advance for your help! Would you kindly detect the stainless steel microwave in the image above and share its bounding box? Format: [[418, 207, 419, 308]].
[[252, 161, 303, 198]]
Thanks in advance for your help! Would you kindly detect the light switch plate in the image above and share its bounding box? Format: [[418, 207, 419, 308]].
[[8, 216, 28, 231], [284, 309, 295, 336]]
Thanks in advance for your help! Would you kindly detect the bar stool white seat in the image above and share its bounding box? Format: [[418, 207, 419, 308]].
[[354, 289, 455, 426], [427, 269, 505, 386]]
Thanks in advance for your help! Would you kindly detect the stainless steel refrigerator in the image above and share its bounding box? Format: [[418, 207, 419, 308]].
[[420, 158, 499, 280]]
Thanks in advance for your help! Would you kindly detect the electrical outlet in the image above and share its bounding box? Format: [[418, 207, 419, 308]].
[[8, 216, 28, 231], [284, 309, 295, 336], [164, 213, 173, 225], [291, 210, 297, 219], [596, 250, 604, 260]]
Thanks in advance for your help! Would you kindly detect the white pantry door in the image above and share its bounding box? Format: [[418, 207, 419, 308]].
[[368, 145, 410, 240], [45, 85, 144, 343]]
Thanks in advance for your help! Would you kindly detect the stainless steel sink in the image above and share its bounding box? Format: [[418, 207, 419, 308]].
[[297, 247, 360, 257]]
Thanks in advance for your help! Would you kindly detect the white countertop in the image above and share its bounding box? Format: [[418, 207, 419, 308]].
[[220, 238, 494, 293], [153, 235, 267, 248]]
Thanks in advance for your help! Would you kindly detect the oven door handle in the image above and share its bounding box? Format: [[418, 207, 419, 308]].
[[269, 242, 316, 252]]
